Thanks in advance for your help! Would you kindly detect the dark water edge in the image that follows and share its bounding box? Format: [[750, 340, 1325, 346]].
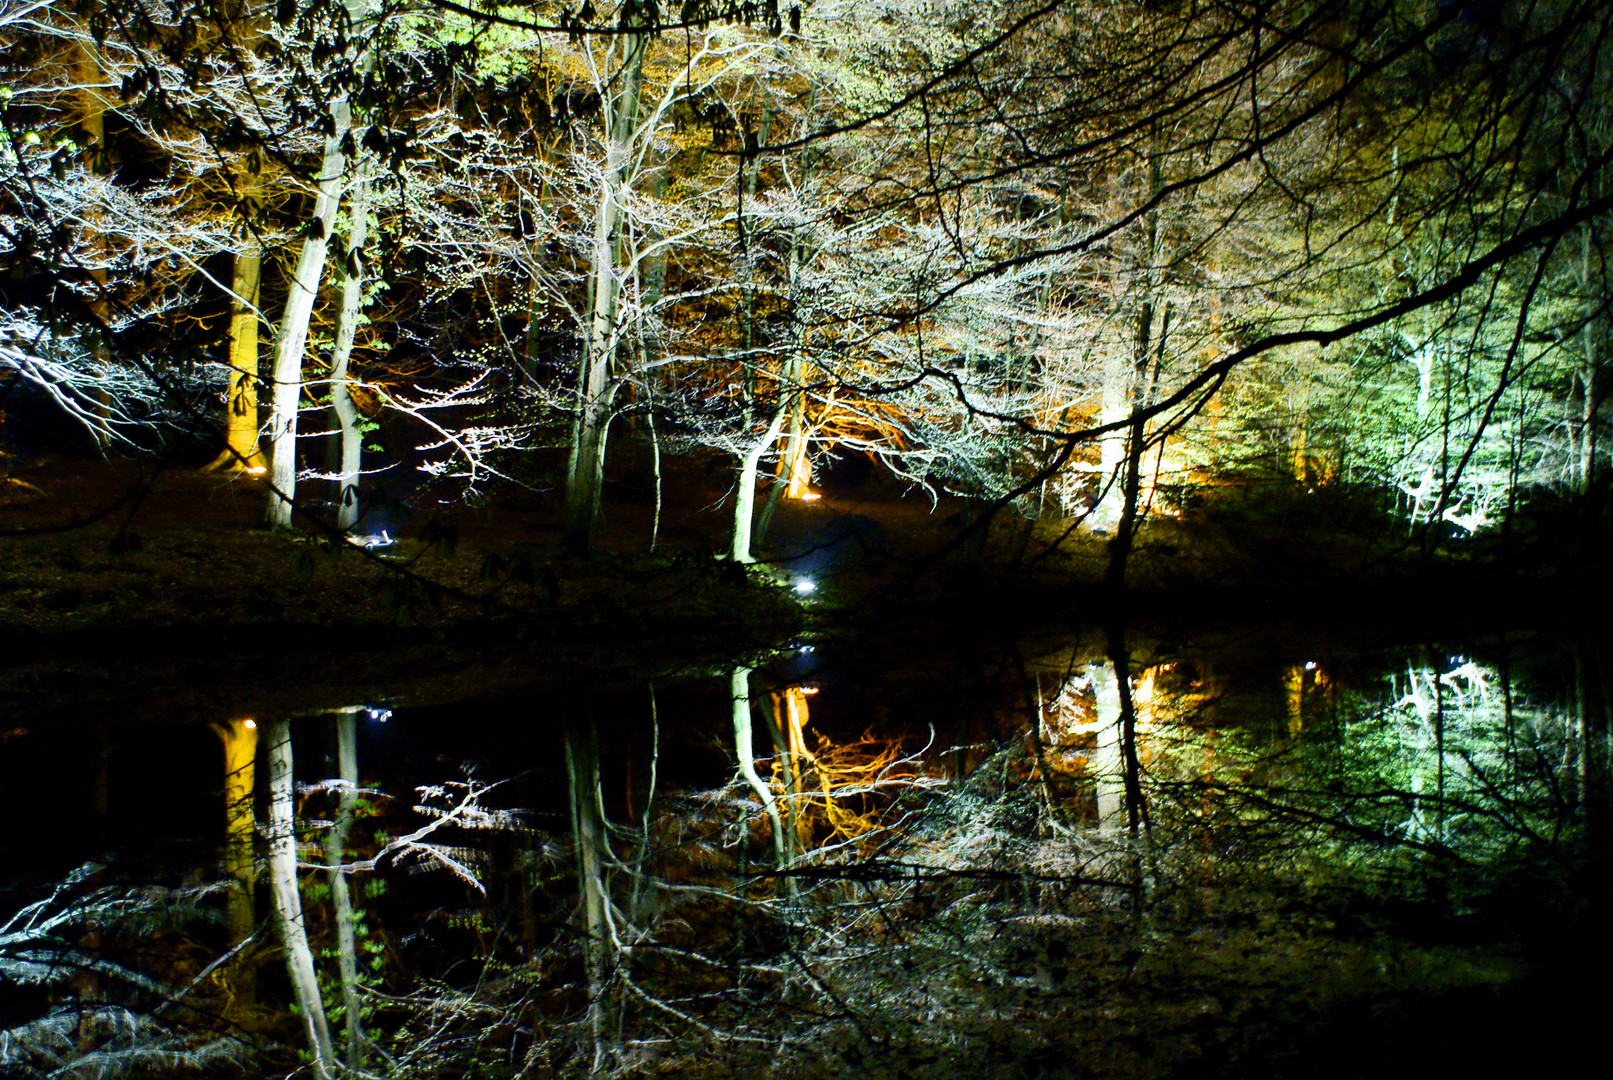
[[2, 590, 1610, 1079]]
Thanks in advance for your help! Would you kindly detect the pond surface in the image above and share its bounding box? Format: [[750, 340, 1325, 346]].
[[2, 611, 1609, 1078]]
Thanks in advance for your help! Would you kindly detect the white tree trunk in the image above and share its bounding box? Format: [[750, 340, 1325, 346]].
[[1089, 662, 1125, 829], [264, 719, 337, 1079], [324, 710, 364, 1070], [730, 403, 789, 564], [329, 160, 371, 531], [564, 708, 612, 1070], [264, 105, 350, 528], [731, 667, 788, 874], [564, 28, 648, 555]]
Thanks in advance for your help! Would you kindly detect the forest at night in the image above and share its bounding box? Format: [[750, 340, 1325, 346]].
[[2, 1, 1611, 1077]]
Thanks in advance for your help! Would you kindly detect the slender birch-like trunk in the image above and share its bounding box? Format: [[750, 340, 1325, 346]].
[[731, 667, 788, 874], [263, 112, 349, 528], [328, 158, 371, 531], [564, 706, 612, 1070], [324, 709, 364, 1069], [264, 719, 336, 1079], [730, 403, 789, 564], [564, 26, 649, 556]]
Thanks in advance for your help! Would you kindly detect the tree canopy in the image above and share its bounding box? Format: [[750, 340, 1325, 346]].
[[2, 0, 1608, 558]]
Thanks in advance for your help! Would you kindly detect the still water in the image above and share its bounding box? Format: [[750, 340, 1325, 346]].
[[2, 618, 1608, 1078]]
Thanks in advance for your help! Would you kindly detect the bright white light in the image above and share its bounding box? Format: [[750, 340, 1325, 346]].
[[243, 719, 257, 729], [1304, 661, 1318, 671], [353, 530, 394, 549], [367, 707, 392, 723], [793, 579, 816, 595], [798, 645, 814, 654], [801, 686, 820, 695]]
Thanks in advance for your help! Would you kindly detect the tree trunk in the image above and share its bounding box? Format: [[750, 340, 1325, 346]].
[[328, 159, 372, 531], [263, 719, 337, 1079], [730, 403, 789, 563], [210, 243, 265, 472], [564, 28, 649, 556], [1089, 662, 1126, 828], [756, 349, 809, 547], [755, 171, 817, 548], [74, 41, 116, 454], [564, 705, 613, 1071], [263, 107, 350, 528], [730, 667, 788, 876], [323, 709, 364, 1070], [1093, 345, 1131, 531], [1102, 623, 1148, 834], [211, 718, 258, 1004]]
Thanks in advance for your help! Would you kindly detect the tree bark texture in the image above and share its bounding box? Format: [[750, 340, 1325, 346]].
[[323, 710, 364, 1070], [264, 719, 337, 1079], [328, 160, 371, 531], [264, 107, 350, 528], [564, 27, 649, 555]]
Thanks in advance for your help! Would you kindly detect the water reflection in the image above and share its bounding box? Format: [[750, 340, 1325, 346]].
[[2, 630, 1606, 1077]]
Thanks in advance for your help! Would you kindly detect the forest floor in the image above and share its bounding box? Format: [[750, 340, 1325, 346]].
[[6, 446, 1586, 655], [0, 448, 871, 637], [0, 449, 808, 722]]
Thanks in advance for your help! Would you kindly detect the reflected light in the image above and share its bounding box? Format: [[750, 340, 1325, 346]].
[[246, 466, 267, 476], [794, 579, 817, 595], [795, 491, 823, 501]]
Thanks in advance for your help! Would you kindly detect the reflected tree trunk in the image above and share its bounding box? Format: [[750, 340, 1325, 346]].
[[768, 688, 808, 857], [1089, 662, 1126, 829], [563, 704, 613, 1071], [263, 719, 336, 1079], [323, 709, 364, 1070], [1285, 665, 1306, 740], [210, 717, 259, 1005], [1102, 624, 1148, 834], [731, 667, 788, 880]]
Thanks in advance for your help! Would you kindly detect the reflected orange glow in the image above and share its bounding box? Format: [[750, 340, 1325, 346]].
[[246, 466, 267, 476], [772, 685, 911, 850], [1135, 669, 1158, 730], [211, 717, 259, 969]]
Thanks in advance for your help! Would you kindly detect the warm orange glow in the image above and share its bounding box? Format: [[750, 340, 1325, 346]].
[[801, 686, 820, 695], [795, 491, 823, 501], [783, 441, 813, 498]]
